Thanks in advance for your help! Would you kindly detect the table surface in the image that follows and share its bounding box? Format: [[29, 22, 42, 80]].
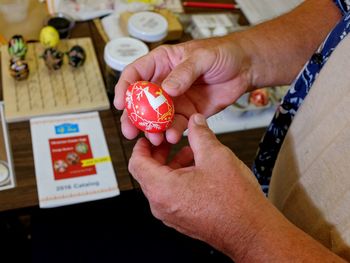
[[0, 3, 266, 213]]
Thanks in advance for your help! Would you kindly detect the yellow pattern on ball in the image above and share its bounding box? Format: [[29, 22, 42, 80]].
[[39, 26, 60, 48]]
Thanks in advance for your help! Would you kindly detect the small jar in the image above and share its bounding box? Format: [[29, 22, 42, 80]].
[[45, 12, 75, 39], [127, 11, 168, 43], [104, 37, 149, 99]]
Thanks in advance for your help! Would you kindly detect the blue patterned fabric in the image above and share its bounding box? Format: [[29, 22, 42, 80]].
[[253, 0, 350, 194]]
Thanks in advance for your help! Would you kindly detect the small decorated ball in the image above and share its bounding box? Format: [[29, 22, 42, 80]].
[[8, 35, 27, 59], [125, 81, 174, 133], [67, 45, 86, 68], [42, 47, 64, 70], [39, 26, 60, 48], [9, 58, 29, 81], [249, 88, 270, 107]]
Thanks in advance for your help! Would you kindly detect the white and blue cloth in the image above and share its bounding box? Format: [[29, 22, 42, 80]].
[[253, 0, 350, 194]]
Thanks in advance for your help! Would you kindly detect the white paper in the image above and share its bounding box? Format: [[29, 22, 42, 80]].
[[161, 0, 183, 13], [208, 105, 276, 134], [101, 13, 128, 40], [184, 105, 276, 135], [101, 0, 183, 40], [47, 0, 115, 21], [191, 14, 237, 28], [187, 13, 247, 39], [235, 0, 303, 25], [30, 112, 119, 208], [0, 102, 16, 191], [101, 2, 151, 40]]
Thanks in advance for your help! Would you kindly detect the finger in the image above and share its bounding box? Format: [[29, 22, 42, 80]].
[[114, 47, 171, 110], [152, 142, 171, 164], [187, 114, 222, 166], [120, 110, 140, 140], [146, 132, 165, 146], [168, 146, 194, 169], [129, 138, 171, 184], [162, 49, 216, 97], [165, 114, 188, 144], [114, 69, 143, 110]]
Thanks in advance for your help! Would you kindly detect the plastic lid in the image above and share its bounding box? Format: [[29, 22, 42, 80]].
[[128, 11, 168, 43], [104, 37, 149, 71]]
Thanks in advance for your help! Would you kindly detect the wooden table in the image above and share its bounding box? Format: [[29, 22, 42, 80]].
[[0, 5, 266, 213]]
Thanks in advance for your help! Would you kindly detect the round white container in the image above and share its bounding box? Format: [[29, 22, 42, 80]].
[[104, 37, 149, 97], [127, 11, 168, 43], [104, 37, 149, 72]]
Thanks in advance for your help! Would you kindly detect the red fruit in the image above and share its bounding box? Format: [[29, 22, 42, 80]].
[[125, 81, 175, 133]]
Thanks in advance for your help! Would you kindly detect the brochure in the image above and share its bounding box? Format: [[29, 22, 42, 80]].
[[30, 112, 119, 208], [0, 102, 15, 191]]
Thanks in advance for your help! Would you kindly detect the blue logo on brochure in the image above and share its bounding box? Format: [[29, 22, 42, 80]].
[[55, 123, 80, 134]]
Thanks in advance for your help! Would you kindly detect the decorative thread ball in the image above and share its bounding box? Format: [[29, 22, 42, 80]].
[[9, 58, 29, 81], [67, 45, 86, 68], [8, 35, 27, 59], [249, 88, 270, 107], [42, 47, 64, 70], [40, 26, 60, 48], [125, 81, 174, 133]]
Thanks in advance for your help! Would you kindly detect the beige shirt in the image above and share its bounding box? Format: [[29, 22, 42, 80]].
[[269, 34, 350, 260]]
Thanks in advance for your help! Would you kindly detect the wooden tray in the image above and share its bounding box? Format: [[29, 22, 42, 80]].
[[1, 37, 110, 122]]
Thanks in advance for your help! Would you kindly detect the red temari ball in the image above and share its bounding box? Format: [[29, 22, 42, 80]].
[[125, 81, 175, 133]]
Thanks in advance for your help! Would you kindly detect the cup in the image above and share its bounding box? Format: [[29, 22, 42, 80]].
[[0, 0, 29, 23], [45, 12, 75, 39]]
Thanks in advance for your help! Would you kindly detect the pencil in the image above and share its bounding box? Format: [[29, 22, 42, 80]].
[[182, 1, 237, 9]]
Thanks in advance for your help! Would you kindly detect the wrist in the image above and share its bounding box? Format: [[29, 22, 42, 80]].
[[201, 183, 271, 261], [225, 31, 264, 92], [222, 195, 272, 261]]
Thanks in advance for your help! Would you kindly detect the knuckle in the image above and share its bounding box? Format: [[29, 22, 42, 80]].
[[180, 62, 196, 80], [128, 155, 138, 176], [147, 189, 165, 207], [193, 48, 215, 61], [196, 128, 218, 146], [148, 190, 179, 222], [123, 63, 132, 72], [149, 204, 165, 221], [152, 45, 172, 58], [155, 44, 171, 51]]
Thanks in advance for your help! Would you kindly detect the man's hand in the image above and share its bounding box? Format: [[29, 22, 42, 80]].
[[128, 114, 348, 262], [114, 37, 253, 146], [129, 114, 266, 259]]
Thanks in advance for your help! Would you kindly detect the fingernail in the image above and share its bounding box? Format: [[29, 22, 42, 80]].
[[163, 78, 180, 90], [194, 114, 207, 126]]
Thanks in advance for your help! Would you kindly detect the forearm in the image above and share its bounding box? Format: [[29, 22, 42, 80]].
[[230, 0, 341, 89], [223, 199, 347, 262]]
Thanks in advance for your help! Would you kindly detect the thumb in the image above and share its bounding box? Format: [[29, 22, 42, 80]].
[[162, 49, 215, 97], [187, 114, 222, 166]]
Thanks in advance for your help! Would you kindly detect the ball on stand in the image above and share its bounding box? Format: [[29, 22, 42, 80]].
[[8, 35, 27, 59], [41, 47, 64, 70], [67, 45, 86, 68], [39, 26, 60, 48], [9, 58, 29, 81]]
